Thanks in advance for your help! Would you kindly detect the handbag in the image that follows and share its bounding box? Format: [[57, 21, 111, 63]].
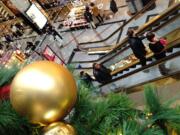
[[160, 38, 167, 46]]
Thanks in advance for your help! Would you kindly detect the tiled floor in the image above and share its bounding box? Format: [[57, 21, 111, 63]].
[[58, 0, 169, 62], [8, 0, 170, 65]]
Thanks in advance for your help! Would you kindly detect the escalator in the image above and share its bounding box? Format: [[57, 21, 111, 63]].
[[71, 3, 180, 72], [77, 0, 157, 49], [71, 2, 180, 96], [99, 29, 180, 94], [69, 0, 161, 63]]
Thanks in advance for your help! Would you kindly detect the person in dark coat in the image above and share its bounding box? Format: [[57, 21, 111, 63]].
[[127, 29, 147, 66], [80, 71, 93, 86], [93, 63, 112, 84], [110, 0, 118, 14], [84, 6, 96, 29], [90, 2, 103, 24], [146, 32, 169, 75]]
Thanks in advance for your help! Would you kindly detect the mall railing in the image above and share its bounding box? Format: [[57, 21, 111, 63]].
[[66, 0, 158, 60], [99, 37, 180, 88], [102, 68, 180, 96], [78, 0, 157, 47], [100, 51, 180, 95], [70, 3, 180, 68], [124, 70, 180, 94]]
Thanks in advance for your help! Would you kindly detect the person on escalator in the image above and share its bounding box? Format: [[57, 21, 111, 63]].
[[127, 29, 147, 67], [84, 6, 96, 29], [146, 32, 170, 75], [80, 71, 93, 86], [93, 63, 112, 84]]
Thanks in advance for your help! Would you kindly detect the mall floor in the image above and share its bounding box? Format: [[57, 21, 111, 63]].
[[11, 0, 171, 63]]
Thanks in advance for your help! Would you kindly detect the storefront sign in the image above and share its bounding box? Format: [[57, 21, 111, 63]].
[[43, 46, 64, 65]]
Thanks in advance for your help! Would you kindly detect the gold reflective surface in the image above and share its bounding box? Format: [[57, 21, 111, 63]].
[[10, 61, 77, 125], [43, 122, 76, 135]]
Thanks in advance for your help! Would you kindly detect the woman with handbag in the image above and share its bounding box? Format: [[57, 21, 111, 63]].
[[146, 32, 170, 75]]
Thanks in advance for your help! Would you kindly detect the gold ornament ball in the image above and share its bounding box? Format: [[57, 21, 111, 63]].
[[10, 61, 77, 125], [43, 122, 76, 135]]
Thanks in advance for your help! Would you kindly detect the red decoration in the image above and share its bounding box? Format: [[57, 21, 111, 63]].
[[43, 46, 56, 61], [0, 85, 11, 99]]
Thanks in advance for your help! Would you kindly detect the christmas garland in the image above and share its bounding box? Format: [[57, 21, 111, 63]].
[[0, 64, 20, 99], [0, 65, 179, 135], [0, 64, 41, 135], [70, 80, 180, 135]]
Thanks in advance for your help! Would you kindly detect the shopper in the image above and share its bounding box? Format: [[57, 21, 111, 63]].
[[93, 63, 112, 84], [110, 0, 118, 15], [80, 71, 93, 86], [46, 24, 63, 40], [84, 6, 96, 29], [146, 32, 169, 75], [5, 34, 13, 44], [127, 29, 147, 66], [90, 3, 103, 24]]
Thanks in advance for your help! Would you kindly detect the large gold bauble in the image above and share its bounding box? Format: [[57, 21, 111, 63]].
[[10, 61, 77, 125], [43, 122, 76, 135]]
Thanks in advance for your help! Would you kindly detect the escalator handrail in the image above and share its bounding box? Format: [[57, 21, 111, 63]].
[[78, 0, 157, 45], [70, 2, 180, 64], [110, 29, 180, 75], [100, 2, 180, 63], [101, 70, 180, 96], [99, 41, 180, 87], [125, 70, 180, 94]]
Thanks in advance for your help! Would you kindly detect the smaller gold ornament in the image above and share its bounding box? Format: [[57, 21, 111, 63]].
[[43, 122, 76, 135]]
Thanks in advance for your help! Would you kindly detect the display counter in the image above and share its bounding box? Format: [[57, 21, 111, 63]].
[[63, 5, 88, 29]]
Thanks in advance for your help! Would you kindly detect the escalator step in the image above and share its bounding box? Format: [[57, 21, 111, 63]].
[[173, 44, 180, 48], [154, 22, 160, 26], [172, 10, 179, 15], [131, 65, 136, 68], [147, 58, 153, 62], [172, 48, 180, 53], [152, 26, 159, 30], [168, 15, 176, 19], [166, 48, 173, 53], [162, 17, 169, 21]]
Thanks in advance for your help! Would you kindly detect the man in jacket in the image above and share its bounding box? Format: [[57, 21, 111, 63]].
[[93, 63, 112, 84], [127, 29, 147, 66], [84, 6, 96, 29]]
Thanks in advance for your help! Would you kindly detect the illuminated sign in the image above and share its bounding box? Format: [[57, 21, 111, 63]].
[[26, 4, 47, 29]]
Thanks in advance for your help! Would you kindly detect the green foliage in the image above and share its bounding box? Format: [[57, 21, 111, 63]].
[[70, 80, 180, 135], [0, 64, 42, 135], [144, 85, 180, 134], [144, 85, 162, 114], [0, 101, 32, 135], [66, 64, 76, 73], [0, 64, 179, 135], [121, 120, 164, 135], [70, 80, 136, 135], [0, 64, 20, 87]]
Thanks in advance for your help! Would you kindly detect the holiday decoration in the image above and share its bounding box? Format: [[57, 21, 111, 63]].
[[0, 63, 20, 99], [43, 122, 76, 135], [0, 101, 33, 135], [0, 84, 11, 99], [0, 63, 179, 135], [10, 61, 77, 125]]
